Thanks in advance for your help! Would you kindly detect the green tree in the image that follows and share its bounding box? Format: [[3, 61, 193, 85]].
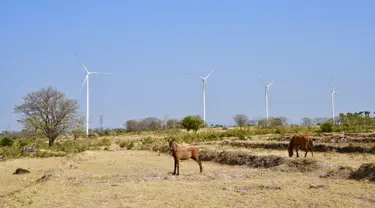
[[320, 122, 333, 132], [180, 115, 204, 132], [15, 86, 79, 147]]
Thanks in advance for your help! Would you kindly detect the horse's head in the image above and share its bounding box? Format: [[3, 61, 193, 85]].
[[288, 148, 293, 157]]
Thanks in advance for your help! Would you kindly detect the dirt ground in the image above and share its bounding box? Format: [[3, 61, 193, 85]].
[[1, 150, 375, 208]]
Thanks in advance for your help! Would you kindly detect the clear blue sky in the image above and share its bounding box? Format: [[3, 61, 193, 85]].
[[0, 0, 374, 131]]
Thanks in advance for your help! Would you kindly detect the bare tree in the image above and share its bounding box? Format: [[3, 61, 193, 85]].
[[125, 120, 138, 132], [72, 116, 85, 145], [248, 120, 257, 126], [14, 86, 79, 147], [233, 114, 249, 129], [301, 117, 313, 126], [313, 117, 330, 125], [140, 117, 163, 131], [166, 119, 181, 129]]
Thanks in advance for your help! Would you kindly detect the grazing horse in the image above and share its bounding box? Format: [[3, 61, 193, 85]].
[[169, 139, 203, 175], [288, 135, 314, 157]]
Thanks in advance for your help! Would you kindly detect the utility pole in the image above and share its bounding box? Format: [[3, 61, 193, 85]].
[[164, 115, 168, 130], [100, 115, 103, 132]]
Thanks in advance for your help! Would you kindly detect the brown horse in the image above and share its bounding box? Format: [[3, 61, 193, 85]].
[[288, 135, 314, 157], [169, 139, 203, 175]]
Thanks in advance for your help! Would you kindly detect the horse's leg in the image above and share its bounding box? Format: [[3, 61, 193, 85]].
[[304, 144, 308, 157], [173, 157, 177, 175], [192, 156, 203, 173], [176, 159, 180, 175], [310, 144, 314, 157], [296, 146, 300, 157]]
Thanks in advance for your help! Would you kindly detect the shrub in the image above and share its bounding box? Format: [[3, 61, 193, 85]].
[[0, 146, 22, 158], [238, 134, 250, 140], [320, 122, 333, 132], [14, 139, 32, 148], [126, 141, 135, 150], [98, 138, 111, 147], [76, 144, 89, 152], [119, 140, 135, 150], [202, 132, 221, 141], [141, 137, 155, 145], [56, 140, 76, 152], [0, 137, 14, 147], [72, 129, 85, 140], [88, 133, 98, 138]]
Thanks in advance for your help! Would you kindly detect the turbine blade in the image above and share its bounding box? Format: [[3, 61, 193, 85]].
[[205, 69, 216, 79], [204, 80, 208, 88], [268, 81, 275, 87], [80, 60, 89, 73], [189, 72, 202, 79], [73, 52, 89, 73], [80, 75, 88, 91], [257, 77, 267, 86], [90, 72, 109, 75]]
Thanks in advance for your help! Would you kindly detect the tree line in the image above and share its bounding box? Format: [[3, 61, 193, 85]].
[[6, 86, 375, 147]]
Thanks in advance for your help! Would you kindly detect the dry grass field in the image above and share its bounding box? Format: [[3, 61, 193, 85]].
[[1, 146, 375, 208]]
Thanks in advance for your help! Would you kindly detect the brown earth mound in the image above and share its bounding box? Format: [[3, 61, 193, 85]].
[[320, 166, 354, 179], [199, 150, 324, 173], [269, 135, 375, 143], [223, 141, 375, 154], [349, 163, 375, 182], [13, 168, 30, 175]]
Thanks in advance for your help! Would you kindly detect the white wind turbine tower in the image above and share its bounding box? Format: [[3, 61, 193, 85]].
[[189, 69, 216, 124], [257, 77, 275, 126], [331, 84, 339, 125], [74, 53, 109, 136]]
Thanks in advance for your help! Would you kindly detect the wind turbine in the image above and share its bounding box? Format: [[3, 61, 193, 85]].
[[331, 85, 339, 125], [257, 77, 275, 126], [74, 53, 109, 136], [189, 69, 216, 124]]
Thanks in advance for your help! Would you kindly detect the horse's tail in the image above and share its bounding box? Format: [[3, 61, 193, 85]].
[[309, 137, 314, 149], [308, 136, 314, 157]]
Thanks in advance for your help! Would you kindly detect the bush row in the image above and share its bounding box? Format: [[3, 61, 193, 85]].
[[0, 137, 113, 160]]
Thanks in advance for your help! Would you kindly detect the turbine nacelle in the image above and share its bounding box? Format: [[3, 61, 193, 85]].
[[331, 86, 339, 97], [189, 69, 216, 89]]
